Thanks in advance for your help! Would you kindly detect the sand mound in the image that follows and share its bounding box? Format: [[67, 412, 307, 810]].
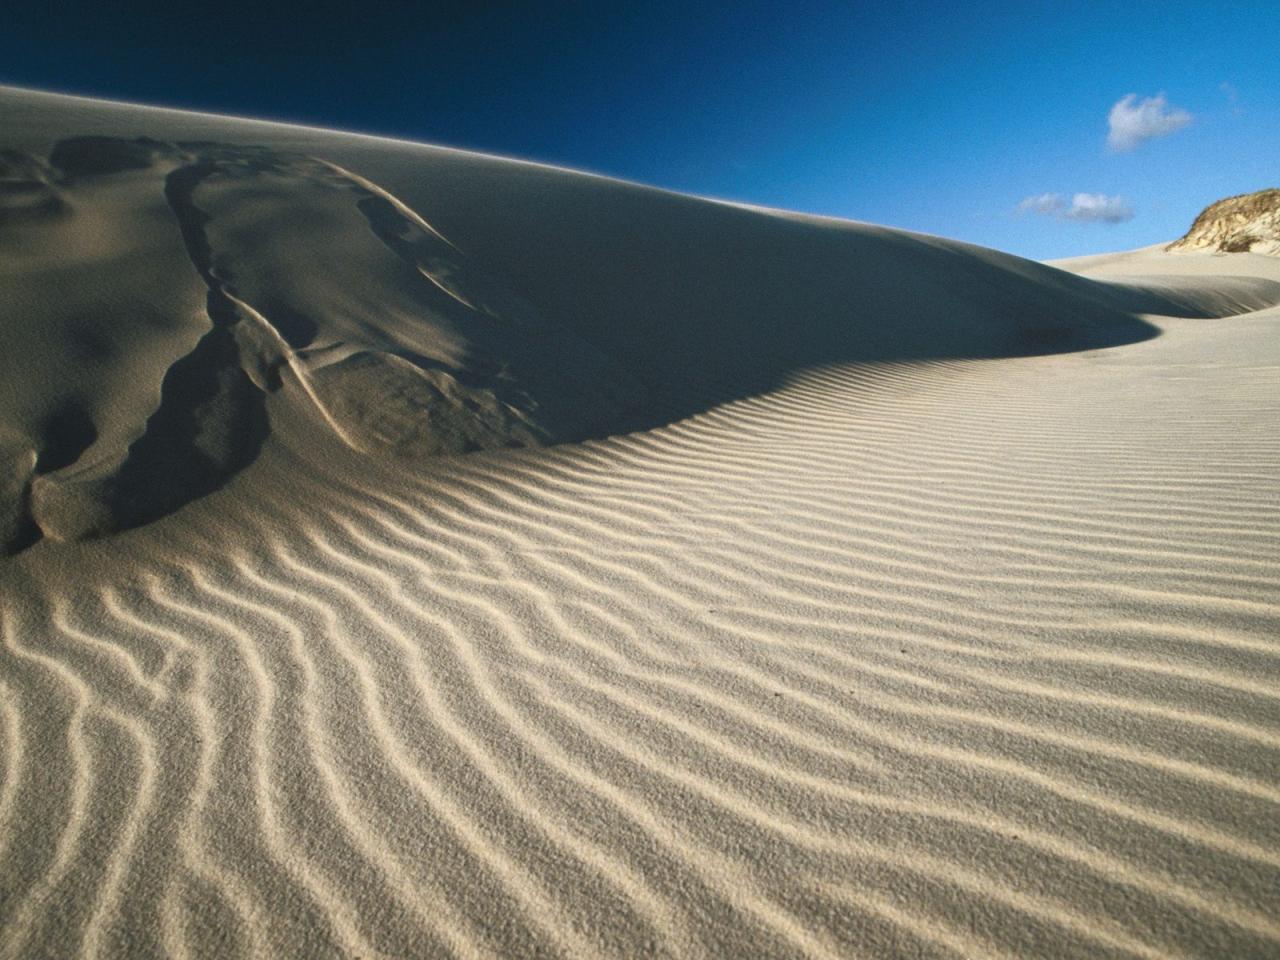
[[5, 99, 1280, 553], [1167, 188, 1280, 256], [1, 132, 641, 549], [2, 87, 1280, 959]]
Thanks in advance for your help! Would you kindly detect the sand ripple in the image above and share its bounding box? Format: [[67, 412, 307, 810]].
[[4, 288, 1280, 958]]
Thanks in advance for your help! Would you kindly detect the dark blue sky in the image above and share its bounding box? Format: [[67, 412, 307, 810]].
[[4, 1, 1277, 258]]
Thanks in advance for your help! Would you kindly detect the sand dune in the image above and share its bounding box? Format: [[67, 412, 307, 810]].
[[7, 86, 1280, 550], [2, 86, 1279, 958]]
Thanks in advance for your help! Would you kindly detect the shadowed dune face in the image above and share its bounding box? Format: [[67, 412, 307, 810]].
[[0, 149, 67, 220], [0, 135, 641, 550], [2, 126, 1279, 552]]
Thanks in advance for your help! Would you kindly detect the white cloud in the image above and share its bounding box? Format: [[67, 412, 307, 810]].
[[1060, 193, 1134, 223], [1018, 192, 1134, 224], [1018, 193, 1064, 216], [1107, 93, 1191, 152]]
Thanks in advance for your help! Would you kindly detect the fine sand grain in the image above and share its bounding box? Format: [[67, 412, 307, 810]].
[[2, 87, 1279, 959]]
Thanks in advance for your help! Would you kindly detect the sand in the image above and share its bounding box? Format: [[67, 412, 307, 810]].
[[1, 86, 1278, 958]]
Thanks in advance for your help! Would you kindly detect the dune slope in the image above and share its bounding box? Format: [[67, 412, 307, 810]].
[[6, 86, 1280, 549], [2, 87, 1279, 959]]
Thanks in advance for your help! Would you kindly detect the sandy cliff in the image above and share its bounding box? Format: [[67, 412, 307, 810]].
[[1167, 187, 1280, 255]]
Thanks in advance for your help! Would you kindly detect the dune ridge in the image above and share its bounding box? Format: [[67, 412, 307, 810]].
[[2, 87, 1280, 959], [6, 85, 1280, 551]]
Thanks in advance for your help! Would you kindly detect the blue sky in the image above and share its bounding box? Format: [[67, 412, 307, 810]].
[[3, 1, 1276, 259]]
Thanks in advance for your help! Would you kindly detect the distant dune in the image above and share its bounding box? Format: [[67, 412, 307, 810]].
[[1167, 187, 1280, 256], [2, 87, 1279, 959]]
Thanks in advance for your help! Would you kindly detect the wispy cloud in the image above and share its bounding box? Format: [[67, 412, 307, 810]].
[[1017, 193, 1064, 216], [1106, 93, 1191, 152], [1017, 192, 1134, 224], [1219, 81, 1243, 116], [1060, 193, 1134, 223]]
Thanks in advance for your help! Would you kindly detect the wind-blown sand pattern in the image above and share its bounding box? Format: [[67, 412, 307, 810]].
[[2, 87, 1279, 959]]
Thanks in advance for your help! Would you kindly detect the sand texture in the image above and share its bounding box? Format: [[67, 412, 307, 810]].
[[2, 87, 1279, 958]]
